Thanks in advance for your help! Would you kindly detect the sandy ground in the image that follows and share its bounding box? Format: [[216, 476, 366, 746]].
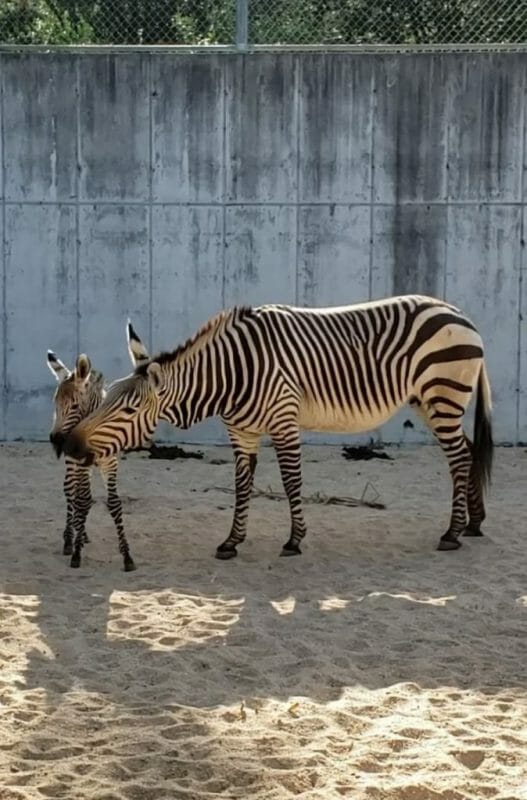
[[0, 441, 526, 800]]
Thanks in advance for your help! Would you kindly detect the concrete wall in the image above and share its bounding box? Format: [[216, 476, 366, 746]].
[[0, 51, 525, 445]]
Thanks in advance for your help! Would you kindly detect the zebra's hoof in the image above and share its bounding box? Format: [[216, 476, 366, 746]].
[[215, 544, 237, 560], [437, 533, 462, 551], [280, 543, 302, 557], [124, 559, 137, 572], [70, 554, 81, 568], [63, 543, 73, 556], [463, 526, 484, 537], [83, 534, 90, 544]]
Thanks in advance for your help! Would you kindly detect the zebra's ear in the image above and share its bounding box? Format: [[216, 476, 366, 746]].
[[47, 350, 71, 382], [75, 354, 92, 382], [146, 362, 163, 393], [127, 319, 150, 367]]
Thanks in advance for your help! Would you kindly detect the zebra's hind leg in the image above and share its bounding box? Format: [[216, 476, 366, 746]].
[[426, 414, 472, 551], [100, 458, 136, 571], [410, 397, 473, 550], [216, 430, 261, 560], [463, 437, 486, 537], [272, 428, 307, 557], [70, 466, 92, 568]]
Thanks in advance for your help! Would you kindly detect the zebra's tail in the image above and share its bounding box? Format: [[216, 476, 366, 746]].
[[472, 360, 493, 496]]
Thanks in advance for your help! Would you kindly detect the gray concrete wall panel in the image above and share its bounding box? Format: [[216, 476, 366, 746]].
[[373, 55, 448, 203], [445, 205, 521, 443], [297, 205, 370, 307], [78, 205, 150, 379], [225, 54, 298, 203], [152, 55, 225, 203], [78, 55, 150, 202], [519, 229, 527, 443], [151, 204, 226, 445], [224, 206, 297, 306], [3, 54, 77, 203], [299, 55, 373, 203], [371, 206, 447, 300], [0, 210, 4, 439], [151, 205, 223, 347], [1, 51, 524, 444], [448, 55, 524, 202], [5, 204, 77, 438]]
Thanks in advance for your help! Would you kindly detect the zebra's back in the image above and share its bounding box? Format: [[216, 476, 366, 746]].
[[244, 294, 483, 434]]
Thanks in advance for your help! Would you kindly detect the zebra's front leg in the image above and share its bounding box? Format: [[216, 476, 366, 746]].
[[216, 430, 260, 560], [272, 429, 307, 556], [70, 468, 92, 569], [100, 458, 136, 572]]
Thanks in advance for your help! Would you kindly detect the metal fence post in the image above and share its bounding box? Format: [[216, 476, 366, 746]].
[[236, 0, 249, 49]]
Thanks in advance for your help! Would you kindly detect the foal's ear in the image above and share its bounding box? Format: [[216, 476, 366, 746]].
[[75, 354, 92, 382], [146, 362, 163, 393], [127, 319, 150, 367], [47, 350, 71, 382]]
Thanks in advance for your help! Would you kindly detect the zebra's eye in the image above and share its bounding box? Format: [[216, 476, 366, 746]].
[[123, 406, 136, 414]]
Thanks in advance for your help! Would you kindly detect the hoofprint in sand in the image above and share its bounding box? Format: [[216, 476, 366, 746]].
[[0, 442, 526, 800]]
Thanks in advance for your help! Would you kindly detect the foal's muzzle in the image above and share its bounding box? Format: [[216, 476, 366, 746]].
[[49, 432, 64, 458], [63, 432, 95, 466]]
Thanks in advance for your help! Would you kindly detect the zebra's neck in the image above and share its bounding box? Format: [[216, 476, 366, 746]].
[[158, 337, 230, 429]]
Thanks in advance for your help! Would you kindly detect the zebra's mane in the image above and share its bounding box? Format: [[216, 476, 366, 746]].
[[135, 306, 253, 374]]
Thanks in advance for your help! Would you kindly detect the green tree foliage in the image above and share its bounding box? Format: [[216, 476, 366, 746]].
[[0, 0, 235, 44], [0, 0, 524, 45]]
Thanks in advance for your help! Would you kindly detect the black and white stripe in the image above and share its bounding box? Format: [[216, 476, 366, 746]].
[[64, 295, 493, 558]]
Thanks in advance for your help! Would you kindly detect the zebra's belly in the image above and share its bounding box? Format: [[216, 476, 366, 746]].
[[297, 400, 397, 434]]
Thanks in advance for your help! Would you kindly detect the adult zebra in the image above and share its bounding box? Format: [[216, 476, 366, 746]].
[[64, 295, 493, 561], [48, 321, 149, 570]]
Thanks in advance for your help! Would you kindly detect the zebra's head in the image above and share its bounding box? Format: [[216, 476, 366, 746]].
[[63, 311, 234, 465], [63, 360, 167, 465], [47, 351, 103, 458]]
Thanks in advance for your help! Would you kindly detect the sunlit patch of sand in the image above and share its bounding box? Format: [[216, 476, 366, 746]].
[[106, 590, 244, 649]]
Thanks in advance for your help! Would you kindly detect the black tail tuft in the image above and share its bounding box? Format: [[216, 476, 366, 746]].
[[472, 367, 493, 497]]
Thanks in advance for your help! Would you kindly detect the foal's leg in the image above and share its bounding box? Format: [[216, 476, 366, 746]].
[[70, 466, 93, 568], [62, 457, 76, 555], [63, 458, 92, 554], [100, 457, 136, 571]]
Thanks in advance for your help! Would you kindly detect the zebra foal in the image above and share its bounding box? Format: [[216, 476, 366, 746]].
[[47, 321, 149, 570], [63, 295, 493, 560]]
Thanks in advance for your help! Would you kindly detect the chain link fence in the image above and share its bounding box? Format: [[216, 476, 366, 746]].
[[248, 0, 527, 47], [1, 0, 527, 47]]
